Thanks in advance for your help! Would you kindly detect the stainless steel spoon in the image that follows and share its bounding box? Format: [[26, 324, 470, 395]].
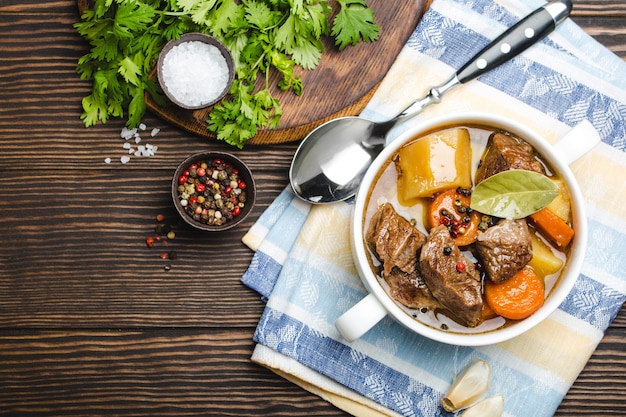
[[289, 0, 572, 204]]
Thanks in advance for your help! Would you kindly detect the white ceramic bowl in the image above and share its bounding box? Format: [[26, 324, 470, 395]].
[[337, 112, 591, 346]]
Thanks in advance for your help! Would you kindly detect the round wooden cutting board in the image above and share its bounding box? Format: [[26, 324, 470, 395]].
[[78, 0, 432, 145]]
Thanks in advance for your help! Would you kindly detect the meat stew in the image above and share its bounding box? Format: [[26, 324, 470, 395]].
[[362, 124, 572, 334]]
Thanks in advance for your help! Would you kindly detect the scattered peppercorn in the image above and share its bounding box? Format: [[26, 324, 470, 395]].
[[456, 262, 466, 272], [146, 214, 178, 270], [155, 223, 171, 235]]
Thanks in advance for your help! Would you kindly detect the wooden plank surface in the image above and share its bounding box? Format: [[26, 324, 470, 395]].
[[0, 1, 624, 416]]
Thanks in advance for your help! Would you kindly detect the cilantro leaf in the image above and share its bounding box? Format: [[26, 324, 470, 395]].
[[208, 0, 244, 36], [332, 0, 380, 50], [113, 1, 155, 39], [290, 37, 323, 70], [81, 94, 109, 127], [118, 54, 142, 86], [275, 12, 324, 69], [208, 79, 282, 148], [177, 0, 219, 25], [127, 86, 147, 127], [244, 0, 281, 30], [304, 2, 331, 38]]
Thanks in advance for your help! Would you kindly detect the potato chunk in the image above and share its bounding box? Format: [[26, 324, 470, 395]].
[[546, 178, 571, 222], [528, 232, 564, 279], [396, 128, 472, 204]]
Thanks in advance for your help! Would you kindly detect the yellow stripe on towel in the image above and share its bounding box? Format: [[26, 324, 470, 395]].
[[297, 204, 357, 275], [497, 316, 599, 385]]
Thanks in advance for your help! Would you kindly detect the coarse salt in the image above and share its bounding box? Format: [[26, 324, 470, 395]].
[[121, 127, 136, 140], [106, 122, 161, 164], [161, 41, 230, 107]]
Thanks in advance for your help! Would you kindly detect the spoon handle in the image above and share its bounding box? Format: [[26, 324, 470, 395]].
[[397, 0, 571, 120], [457, 0, 572, 83]]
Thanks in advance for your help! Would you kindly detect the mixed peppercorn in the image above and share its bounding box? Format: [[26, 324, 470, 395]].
[[437, 187, 492, 274], [145, 213, 177, 271], [438, 187, 474, 238], [176, 157, 247, 227]]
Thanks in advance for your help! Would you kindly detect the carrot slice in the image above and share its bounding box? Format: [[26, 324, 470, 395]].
[[428, 188, 482, 246], [529, 207, 574, 249], [484, 267, 545, 320]]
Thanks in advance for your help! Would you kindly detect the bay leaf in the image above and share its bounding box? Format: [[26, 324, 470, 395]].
[[470, 170, 559, 219]]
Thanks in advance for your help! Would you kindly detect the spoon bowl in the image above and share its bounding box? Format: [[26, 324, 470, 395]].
[[289, 117, 388, 203]]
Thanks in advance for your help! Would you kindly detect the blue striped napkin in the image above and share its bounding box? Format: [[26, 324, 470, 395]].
[[241, 0, 626, 415]]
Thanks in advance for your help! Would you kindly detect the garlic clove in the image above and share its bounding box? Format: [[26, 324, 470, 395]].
[[442, 359, 491, 412], [460, 394, 504, 417]]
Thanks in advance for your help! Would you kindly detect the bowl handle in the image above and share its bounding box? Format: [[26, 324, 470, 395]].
[[334, 293, 388, 342], [552, 120, 601, 165]]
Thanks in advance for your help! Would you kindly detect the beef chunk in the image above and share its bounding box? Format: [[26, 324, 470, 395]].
[[366, 203, 426, 277], [475, 133, 546, 184], [383, 268, 442, 311], [419, 225, 483, 327], [476, 219, 533, 284]]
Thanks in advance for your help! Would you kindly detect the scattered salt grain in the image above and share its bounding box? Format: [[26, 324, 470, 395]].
[[161, 41, 230, 107], [106, 122, 161, 164], [121, 127, 137, 140]]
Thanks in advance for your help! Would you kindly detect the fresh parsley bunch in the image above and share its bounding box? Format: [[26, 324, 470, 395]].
[[75, 0, 379, 148]]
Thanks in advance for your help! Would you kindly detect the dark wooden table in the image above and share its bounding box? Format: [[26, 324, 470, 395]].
[[1, 1, 624, 415]]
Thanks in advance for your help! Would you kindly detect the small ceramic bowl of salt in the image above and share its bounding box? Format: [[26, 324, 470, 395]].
[[157, 33, 235, 110]]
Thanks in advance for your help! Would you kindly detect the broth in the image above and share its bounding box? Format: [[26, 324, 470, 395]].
[[363, 124, 570, 334]]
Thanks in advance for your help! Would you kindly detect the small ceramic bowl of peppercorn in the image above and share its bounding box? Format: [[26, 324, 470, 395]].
[[172, 152, 256, 232]]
